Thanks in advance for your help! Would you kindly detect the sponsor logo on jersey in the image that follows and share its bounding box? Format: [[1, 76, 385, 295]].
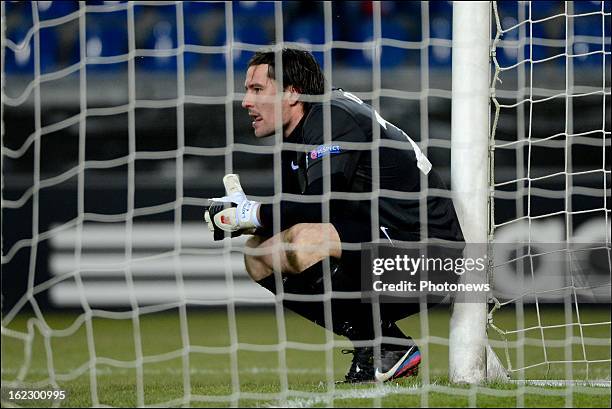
[[309, 144, 341, 160]]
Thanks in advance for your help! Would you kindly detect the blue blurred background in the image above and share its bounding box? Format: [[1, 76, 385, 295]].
[[4, 1, 609, 74]]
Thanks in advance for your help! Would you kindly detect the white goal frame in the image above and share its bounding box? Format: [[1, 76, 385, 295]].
[[449, 1, 507, 384], [450, 0, 611, 385]]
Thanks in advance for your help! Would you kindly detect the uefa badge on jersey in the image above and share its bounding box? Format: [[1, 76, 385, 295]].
[[309, 144, 342, 160]]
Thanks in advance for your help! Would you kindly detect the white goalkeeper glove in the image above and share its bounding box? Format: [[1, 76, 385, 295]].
[[204, 174, 261, 239]]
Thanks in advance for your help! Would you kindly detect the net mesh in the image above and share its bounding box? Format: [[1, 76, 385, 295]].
[[488, 0, 611, 389], [1, 1, 610, 407]]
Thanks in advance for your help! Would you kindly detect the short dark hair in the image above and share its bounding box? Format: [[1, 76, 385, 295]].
[[248, 48, 326, 100]]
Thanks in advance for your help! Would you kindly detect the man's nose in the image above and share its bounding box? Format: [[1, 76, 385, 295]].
[[241, 94, 252, 109]]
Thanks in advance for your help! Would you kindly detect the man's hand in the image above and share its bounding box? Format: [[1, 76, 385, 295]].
[[204, 174, 261, 240]]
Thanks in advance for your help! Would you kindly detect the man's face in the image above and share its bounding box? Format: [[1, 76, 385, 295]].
[[242, 64, 292, 138]]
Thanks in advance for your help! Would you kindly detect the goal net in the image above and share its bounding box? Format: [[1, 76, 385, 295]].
[[1, 1, 610, 407], [486, 0, 611, 387]]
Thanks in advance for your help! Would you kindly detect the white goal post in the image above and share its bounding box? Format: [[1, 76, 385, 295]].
[[450, 0, 611, 385], [449, 1, 503, 384]]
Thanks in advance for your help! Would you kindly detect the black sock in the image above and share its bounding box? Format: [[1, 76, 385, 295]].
[[256, 259, 414, 347], [256, 259, 370, 337], [255, 262, 328, 328], [380, 321, 414, 350]]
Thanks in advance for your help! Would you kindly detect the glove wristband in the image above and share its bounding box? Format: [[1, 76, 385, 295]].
[[236, 200, 262, 228]]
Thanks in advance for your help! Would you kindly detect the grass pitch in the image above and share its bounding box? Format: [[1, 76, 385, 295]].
[[2, 305, 610, 407]]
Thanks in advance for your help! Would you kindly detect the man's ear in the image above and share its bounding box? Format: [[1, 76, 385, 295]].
[[286, 85, 301, 106]]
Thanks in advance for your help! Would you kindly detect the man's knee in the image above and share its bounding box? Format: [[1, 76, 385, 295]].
[[285, 223, 342, 273], [243, 224, 342, 280]]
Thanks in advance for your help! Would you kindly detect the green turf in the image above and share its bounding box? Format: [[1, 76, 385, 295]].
[[2, 305, 610, 407]]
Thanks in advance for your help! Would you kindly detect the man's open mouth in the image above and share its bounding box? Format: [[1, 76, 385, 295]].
[[250, 114, 263, 126]]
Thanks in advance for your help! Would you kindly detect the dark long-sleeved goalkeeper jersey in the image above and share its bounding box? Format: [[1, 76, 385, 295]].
[[257, 89, 464, 245]]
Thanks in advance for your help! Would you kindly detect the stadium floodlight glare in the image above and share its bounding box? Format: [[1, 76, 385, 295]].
[[1, 1, 610, 407]]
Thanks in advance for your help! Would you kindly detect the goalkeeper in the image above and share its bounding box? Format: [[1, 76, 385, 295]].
[[205, 48, 464, 383]]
